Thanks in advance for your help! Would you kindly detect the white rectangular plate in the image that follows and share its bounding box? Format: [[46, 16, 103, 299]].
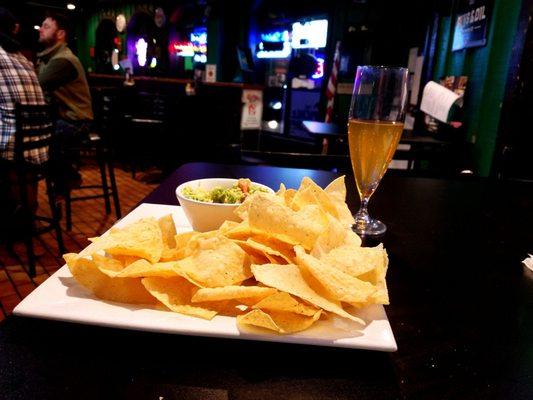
[[14, 203, 397, 351]]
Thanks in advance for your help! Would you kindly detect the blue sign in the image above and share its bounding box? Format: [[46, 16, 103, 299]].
[[452, 0, 492, 51]]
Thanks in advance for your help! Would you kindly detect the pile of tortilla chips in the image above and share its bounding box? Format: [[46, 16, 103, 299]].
[[64, 176, 389, 334]]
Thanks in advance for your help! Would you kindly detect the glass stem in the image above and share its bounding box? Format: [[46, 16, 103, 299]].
[[354, 197, 371, 231]]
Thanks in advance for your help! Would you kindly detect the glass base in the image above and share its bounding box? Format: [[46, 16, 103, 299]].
[[353, 215, 387, 237]]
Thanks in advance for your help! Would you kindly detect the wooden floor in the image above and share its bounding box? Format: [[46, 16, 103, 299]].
[[0, 163, 158, 321]]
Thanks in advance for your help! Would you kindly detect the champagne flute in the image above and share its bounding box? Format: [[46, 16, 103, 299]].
[[348, 66, 408, 236]]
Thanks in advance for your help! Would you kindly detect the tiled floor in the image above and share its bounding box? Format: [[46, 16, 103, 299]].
[[0, 163, 158, 321]]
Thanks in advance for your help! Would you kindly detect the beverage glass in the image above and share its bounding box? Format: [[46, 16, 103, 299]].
[[348, 66, 408, 236]]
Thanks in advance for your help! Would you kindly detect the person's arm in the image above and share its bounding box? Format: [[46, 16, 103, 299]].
[[38, 58, 78, 92]]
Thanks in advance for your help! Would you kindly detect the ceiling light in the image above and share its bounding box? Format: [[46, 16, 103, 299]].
[[267, 120, 279, 130], [67, 4, 76, 10], [34, 25, 40, 30]]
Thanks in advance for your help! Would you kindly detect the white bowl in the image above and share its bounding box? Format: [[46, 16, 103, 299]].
[[175, 178, 274, 232]]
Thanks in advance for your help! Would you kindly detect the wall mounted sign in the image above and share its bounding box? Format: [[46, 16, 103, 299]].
[[205, 64, 217, 82], [240, 90, 263, 130], [420, 81, 462, 123], [452, 0, 492, 51]]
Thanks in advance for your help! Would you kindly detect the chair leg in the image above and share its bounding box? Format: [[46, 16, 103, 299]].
[[46, 178, 65, 255], [16, 169, 37, 277], [65, 190, 72, 231], [107, 157, 121, 219], [23, 234, 36, 277], [98, 151, 111, 214]]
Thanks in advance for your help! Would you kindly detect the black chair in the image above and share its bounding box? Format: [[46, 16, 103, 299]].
[[63, 89, 121, 231], [123, 92, 168, 179], [5, 104, 65, 277]]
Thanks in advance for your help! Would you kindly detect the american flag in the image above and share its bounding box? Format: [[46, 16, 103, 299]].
[[325, 41, 341, 123]]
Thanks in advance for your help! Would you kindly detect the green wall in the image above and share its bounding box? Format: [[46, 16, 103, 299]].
[[432, 0, 522, 176], [76, 4, 148, 72]]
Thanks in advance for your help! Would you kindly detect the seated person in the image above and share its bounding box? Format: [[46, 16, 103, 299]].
[[0, 8, 49, 223], [37, 12, 93, 194]]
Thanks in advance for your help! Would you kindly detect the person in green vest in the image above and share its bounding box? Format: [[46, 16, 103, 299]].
[[36, 12, 94, 195]]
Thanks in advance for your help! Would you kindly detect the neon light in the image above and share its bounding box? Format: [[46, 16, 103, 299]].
[[173, 42, 194, 57], [257, 29, 291, 59], [150, 57, 157, 68], [256, 44, 291, 58], [190, 31, 207, 45], [170, 41, 206, 57], [312, 57, 324, 79], [195, 44, 207, 53], [261, 30, 289, 43], [135, 38, 148, 67], [193, 54, 207, 63], [291, 19, 328, 49]]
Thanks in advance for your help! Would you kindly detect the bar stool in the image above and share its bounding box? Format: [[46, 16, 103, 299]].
[[123, 92, 167, 179], [64, 90, 121, 230], [0, 104, 66, 277]]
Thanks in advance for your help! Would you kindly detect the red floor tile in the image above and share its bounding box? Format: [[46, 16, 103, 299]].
[[0, 163, 157, 321]]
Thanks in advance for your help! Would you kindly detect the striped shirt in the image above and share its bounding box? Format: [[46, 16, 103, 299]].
[[0, 46, 49, 164]]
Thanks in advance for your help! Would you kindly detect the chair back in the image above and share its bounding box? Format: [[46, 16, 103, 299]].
[[128, 92, 168, 122], [14, 103, 54, 166], [91, 88, 121, 147]]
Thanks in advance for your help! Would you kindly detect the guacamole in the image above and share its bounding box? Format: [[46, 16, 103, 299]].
[[182, 178, 269, 204]]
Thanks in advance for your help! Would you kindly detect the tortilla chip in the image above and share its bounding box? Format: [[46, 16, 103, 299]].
[[109, 254, 142, 266], [291, 177, 339, 216], [324, 176, 356, 227], [276, 183, 286, 197], [159, 247, 185, 262], [64, 253, 156, 304], [248, 235, 296, 263], [245, 238, 292, 264], [220, 220, 252, 241], [311, 216, 361, 259], [235, 191, 284, 222], [158, 214, 177, 248], [174, 231, 198, 249], [92, 253, 124, 272], [248, 193, 328, 250], [276, 188, 296, 207], [322, 244, 386, 279], [357, 248, 389, 305], [219, 220, 240, 233], [252, 292, 319, 316], [251, 263, 365, 325], [102, 218, 164, 263], [99, 259, 183, 279], [295, 246, 375, 304], [141, 277, 218, 320], [191, 286, 277, 303], [178, 235, 251, 287], [237, 309, 322, 334]]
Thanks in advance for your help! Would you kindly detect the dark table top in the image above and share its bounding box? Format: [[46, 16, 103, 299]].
[[302, 121, 343, 137], [302, 122, 452, 147], [2, 162, 532, 400]]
